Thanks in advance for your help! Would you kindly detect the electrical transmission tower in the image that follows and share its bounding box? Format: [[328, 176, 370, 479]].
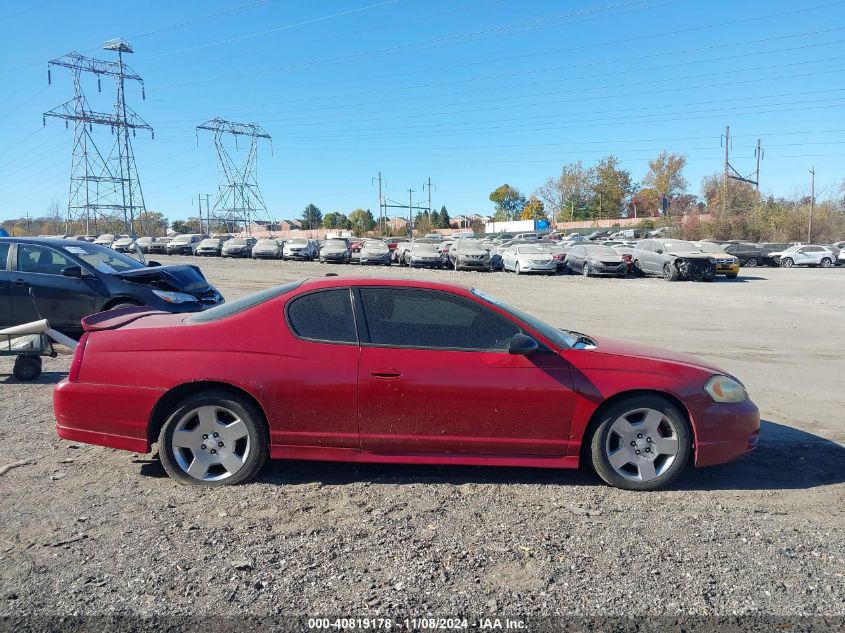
[[44, 39, 153, 236], [196, 118, 273, 236], [721, 126, 762, 212]]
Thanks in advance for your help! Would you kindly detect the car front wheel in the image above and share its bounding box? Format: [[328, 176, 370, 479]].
[[781, 258, 794, 268], [663, 262, 678, 281], [820, 257, 832, 268], [158, 390, 269, 486], [589, 396, 691, 491]]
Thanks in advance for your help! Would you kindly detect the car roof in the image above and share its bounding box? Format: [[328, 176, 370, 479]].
[[0, 236, 108, 248], [300, 276, 472, 294]]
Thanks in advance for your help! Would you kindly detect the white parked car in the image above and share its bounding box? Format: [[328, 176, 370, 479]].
[[501, 244, 557, 275], [93, 233, 118, 248], [769, 244, 836, 268], [167, 233, 204, 255]]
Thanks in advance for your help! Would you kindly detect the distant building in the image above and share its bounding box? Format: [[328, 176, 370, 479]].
[[386, 216, 408, 232], [247, 220, 282, 234], [279, 219, 302, 231]]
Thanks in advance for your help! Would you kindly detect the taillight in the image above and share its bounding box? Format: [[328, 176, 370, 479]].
[[623, 254, 632, 262], [68, 333, 89, 383]]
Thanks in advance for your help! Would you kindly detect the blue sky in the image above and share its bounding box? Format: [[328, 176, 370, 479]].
[[1, 0, 844, 223]]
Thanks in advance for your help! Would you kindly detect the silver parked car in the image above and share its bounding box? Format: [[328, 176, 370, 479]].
[[251, 238, 285, 259], [319, 238, 352, 264], [631, 239, 715, 281], [501, 244, 557, 275], [449, 240, 492, 271], [282, 237, 319, 260], [408, 242, 446, 268], [167, 233, 204, 255], [359, 240, 392, 265], [196, 237, 227, 256], [564, 244, 627, 277], [221, 237, 257, 258]]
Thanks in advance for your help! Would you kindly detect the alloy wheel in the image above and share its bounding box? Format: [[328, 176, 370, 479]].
[[820, 258, 832, 268], [746, 258, 758, 267], [781, 258, 794, 268], [170, 405, 251, 482], [604, 408, 680, 483]]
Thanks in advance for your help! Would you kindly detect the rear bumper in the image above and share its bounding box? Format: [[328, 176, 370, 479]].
[[53, 378, 163, 453], [691, 398, 761, 467]]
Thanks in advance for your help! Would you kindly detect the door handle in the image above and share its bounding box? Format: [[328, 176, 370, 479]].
[[13, 279, 28, 287], [370, 369, 402, 379]]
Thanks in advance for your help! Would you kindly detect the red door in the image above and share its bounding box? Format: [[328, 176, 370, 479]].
[[355, 287, 575, 455]]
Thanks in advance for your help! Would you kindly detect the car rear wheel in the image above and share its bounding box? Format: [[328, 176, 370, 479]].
[[158, 391, 269, 486], [745, 258, 758, 267], [13, 356, 41, 381], [589, 396, 691, 491], [781, 257, 794, 268], [820, 257, 832, 268]]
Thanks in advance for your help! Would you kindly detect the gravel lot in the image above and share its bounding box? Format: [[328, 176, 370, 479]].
[[1, 257, 843, 627]]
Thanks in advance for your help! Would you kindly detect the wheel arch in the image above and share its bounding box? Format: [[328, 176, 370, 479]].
[[101, 296, 143, 310], [147, 381, 270, 446], [578, 389, 696, 466]]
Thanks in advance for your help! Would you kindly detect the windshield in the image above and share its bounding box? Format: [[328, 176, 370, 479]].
[[516, 245, 546, 254], [696, 242, 724, 253], [186, 281, 304, 324], [227, 239, 248, 246], [137, 237, 153, 244], [325, 239, 347, 247], [412, 243, 438, 253], [363, 242, 388, 251], [663, 241, 699, 252], [288, 238, 308, 245], [471, 289, 578, 349], [173, 235, 193, 243], [200, 239, 219, 246], [584, 245, 619, 257], [64, 243, 147, 273], [256, 239, 278, 247]]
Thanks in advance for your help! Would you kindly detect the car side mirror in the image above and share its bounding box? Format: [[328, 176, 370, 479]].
[[61, 265, 83, 278], [147, 260, 161, 267], [508, 333, 538, 355]]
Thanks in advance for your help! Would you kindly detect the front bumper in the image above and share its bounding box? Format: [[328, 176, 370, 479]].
[[285, 250, 312, 259], [252, 251, 280, 258], [196, 248, 219, 256], [590, 262, 628, 276], [456, 257, 490, 269], [690, 397, 761, 468], [167, 246, 193, 255], [410, 257, 445, 267], [360, 254, 391, 264], [222, 249, 250, 258], [519, 261, 556, 272], [321, 252, 349, 261], [715, 263, 740, 275]]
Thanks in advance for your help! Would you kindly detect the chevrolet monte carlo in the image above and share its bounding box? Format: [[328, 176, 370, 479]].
[[54, 277, 760, 491]]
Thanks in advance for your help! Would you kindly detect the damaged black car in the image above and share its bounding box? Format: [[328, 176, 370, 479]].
[[0, 238, 223, 333]]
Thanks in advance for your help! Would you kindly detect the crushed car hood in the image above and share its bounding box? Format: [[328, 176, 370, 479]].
[[115, 265, 210, 293], [666, 250, 712, 259]]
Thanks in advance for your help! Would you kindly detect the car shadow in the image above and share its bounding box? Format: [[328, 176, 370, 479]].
[[0, 370, 67, 385], [138, 420, 845, 492]]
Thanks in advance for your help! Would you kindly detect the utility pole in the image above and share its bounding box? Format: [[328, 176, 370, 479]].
[[206, 193, 211, 235], [754, 139, 764, 190], [197, 193, 204, 234], [423, 177, 436, 214], [372, 171, 384, 235], [407, 189, 415, 240], [723, 125, 730, 214], [809, 167, 815, 243]]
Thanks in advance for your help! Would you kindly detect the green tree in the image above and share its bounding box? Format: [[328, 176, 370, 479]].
[[430, 209, 440, 228], [439, 205, 451, 228], [489, 184, 526, 220], [536, 162, 596, 221], [300, 203, 322, 230], [348, 208, 376, 235], [590, 156, 634, 219], [171, 220, 191, 234], [322, 212, 350, 229], [519, 195, 547, 221]]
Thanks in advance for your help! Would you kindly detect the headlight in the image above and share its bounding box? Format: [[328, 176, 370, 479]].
[[705, 375, 748, 403], [152, 289, 199, 304]]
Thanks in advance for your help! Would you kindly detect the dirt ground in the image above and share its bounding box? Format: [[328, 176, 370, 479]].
[[1, 257, 843, 626]]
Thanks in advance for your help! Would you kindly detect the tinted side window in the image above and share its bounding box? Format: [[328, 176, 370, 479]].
[[287, 289, 357, 344], [0, 243, 9, 270], [17, 245, 73, 275], [359, 288, 519, 351]]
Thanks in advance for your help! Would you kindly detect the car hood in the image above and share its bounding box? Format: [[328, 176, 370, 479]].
[[322, 248, 347, 254], [114, 264, 211, 293], [589, 335, 723, 375], [666, 249, 712, 259]]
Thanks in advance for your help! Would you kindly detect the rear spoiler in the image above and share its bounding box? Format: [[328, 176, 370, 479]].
[[81, 306, 169, 332]]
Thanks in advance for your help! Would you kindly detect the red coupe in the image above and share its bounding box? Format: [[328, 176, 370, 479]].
[[54, 277, 760, 491]]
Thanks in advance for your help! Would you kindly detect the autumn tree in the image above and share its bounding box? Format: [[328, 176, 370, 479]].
[[520, 195, 547, 221], [643, 151, 689, 212], [489, 184, 526, 221], [322, 212, 350, 230]]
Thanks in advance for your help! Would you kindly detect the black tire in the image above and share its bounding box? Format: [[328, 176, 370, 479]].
[[662, 262, 678, 281], [781, 257, 794, 268], [820, 257, 832, 268], [589, 395, 692, 491], [515, 263, 522, 275], [158, 390, 269, 486], [13, 356, 42, 381], [582, 264, 590, 278], [745, 258, 758, 267], [632, 260, 645, 277]]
